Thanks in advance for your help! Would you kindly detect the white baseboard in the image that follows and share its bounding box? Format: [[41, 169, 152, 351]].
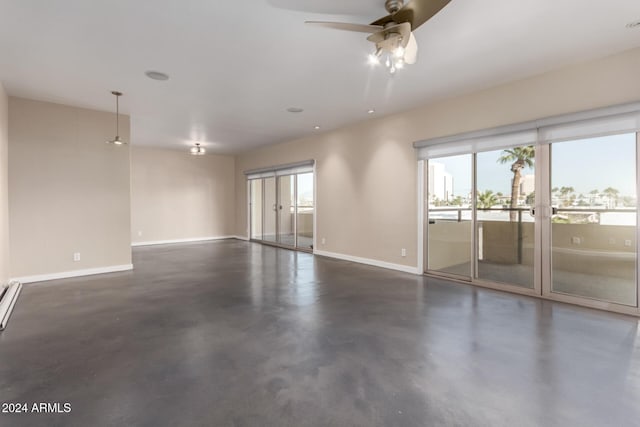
[[131, 236, 235, 247], [11, 264, 134, 284], [232, 235, 250, 241], [313, 250, 420, 275]]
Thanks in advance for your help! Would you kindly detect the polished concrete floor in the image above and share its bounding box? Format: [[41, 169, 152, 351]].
[[1, 240, 640, 426]]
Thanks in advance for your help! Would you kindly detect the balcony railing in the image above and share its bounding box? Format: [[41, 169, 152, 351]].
[[428, 207, 637, 265], [428, 207, 636, 223]]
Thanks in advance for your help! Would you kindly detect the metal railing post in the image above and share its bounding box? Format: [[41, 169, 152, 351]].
[[517, 209, 523, 264]]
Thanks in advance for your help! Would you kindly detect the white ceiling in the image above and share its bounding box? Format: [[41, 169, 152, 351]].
[[1, 0, 639, 153]]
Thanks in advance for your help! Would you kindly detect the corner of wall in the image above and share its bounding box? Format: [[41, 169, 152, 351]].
[[0, 82, 9, 285]]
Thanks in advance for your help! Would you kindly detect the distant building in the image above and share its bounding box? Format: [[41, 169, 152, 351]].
[[429, 162, 453, 202], [519, 174, 535, 197]]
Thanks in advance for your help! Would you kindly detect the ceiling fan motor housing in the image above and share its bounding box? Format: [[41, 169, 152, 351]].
[[385, 0, 404, 14]]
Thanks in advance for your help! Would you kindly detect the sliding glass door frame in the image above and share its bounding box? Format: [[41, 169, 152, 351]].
[[423, 152, 542, 298], [538, 135, 640, 314], [421, 134, 640, 316], [247, 167, 315, 253]]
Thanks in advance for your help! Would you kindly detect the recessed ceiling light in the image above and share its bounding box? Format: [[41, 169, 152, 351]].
[[286, 107, 304, 113], [145, 70, 170, 81], [626, 20, 640, 29], [314, 125, 320, 130], [367, 109, 375, 114]]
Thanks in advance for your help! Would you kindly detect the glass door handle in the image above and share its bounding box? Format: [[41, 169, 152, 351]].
[[529, 208, 535, 217], [551, 207, 558, 215]]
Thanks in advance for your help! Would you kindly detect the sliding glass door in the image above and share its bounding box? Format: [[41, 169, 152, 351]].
[[426, 154, 473, 278], [250, 179, 263, 240], [296, 173, 314, 251], [426, 147, 538, 290], [248, 168, 314, 252], [475, 147, 536, 289], [423, 130, 640, 313], [548, 134, 637, 306], [278, 175, 295, 247], [263, 177, 277, 243]]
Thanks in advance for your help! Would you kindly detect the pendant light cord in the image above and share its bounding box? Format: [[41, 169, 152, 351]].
[[116, 94, 119, 139]]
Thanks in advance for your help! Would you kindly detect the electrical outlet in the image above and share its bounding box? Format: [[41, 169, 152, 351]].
[[401, 248, 407, 257], [321, 237, 326, 245], [625, 240, 632, 247], [137, 230, 143, 237], [571, 237, 581, 245], [73, 252, 81, 262]]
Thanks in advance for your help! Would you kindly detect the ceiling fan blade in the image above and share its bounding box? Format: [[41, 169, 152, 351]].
[[305, 21, 382, 33], [404, 32, 418, 64], [370, 0, 451, 30]]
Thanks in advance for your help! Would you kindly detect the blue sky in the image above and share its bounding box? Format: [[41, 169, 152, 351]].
[[433, 133, 636, 198]]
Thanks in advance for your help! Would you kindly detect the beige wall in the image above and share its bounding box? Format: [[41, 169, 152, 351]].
[[0, 83, 8, 284], [130, 147, 235, 243], [8, 97, 132, 278], [235, 47, 640, 268]]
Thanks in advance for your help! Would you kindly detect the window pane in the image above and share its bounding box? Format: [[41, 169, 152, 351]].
[[551, 134, 637, 306], [427, 155, 472, 277], [476, 146, 535, 288], [250, 179, 263, 240], [296, 173, 314, 250]]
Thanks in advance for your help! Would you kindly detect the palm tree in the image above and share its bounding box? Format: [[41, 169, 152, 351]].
[[558, 186, 575, 207], [603, 187, 619, 208], [477, 190, 499, 209], [525, 191, 535, 206], [498, 146, 535, 221]]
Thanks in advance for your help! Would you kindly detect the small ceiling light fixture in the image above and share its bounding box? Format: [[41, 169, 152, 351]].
[[314, 125, 321, 130], [190, 143, 206, 155], [367, 109, 376, 114], [626, 20, 640, 29], [286, 107, 304, 113], [106, 91, 127, 145], [145, 70, 170, 81]]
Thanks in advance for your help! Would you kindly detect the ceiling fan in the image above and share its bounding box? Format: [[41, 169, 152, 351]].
[[306, 0, 451, 74]]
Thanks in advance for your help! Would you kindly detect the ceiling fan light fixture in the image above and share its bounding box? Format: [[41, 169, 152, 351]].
[[190, 143, 205, 155], [306, 0, 451, 76]]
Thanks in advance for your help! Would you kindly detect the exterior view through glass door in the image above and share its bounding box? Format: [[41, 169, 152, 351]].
[[248, 165, 314, 252], [263, 177, 277, 243], [296, 173, 314, 251], [427, 147, 537, 289], [423, 131, 639, 314], [250, 179, 263, 240], [426, 154, 473, 278], [278, 175, 295, 246], [476, 146, 535, 289], [549, 134, 637, 306]]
